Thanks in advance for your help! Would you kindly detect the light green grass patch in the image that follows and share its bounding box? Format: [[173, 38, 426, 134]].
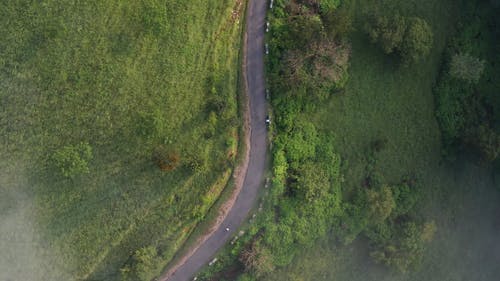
[[0, 0, 244, 280]]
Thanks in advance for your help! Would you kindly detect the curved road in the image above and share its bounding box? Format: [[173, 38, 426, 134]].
[[160, 1, 267, 280]]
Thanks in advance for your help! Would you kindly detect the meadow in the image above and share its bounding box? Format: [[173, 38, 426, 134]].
[[0, 1, 244, 280]]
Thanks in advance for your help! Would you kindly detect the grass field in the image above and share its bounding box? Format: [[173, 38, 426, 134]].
[[0, 1, 245, 280], [264, 0, 500, 280]]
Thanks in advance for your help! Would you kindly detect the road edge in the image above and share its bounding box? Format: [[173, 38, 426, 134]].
[[158, 2, 251, 279]]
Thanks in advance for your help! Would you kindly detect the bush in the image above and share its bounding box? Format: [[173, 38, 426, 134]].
[[151, 146, 180, 171], [369, 221, 436, 273], [365, 13, 433, 64], [449, 53, 486, 83], [239, 240, 275, 277], [287, 13, 325, 49], [466, 125, 500, 162], [52, 142, 92, 178], [294, 162, 330, 202], [322, 5, 353, 40], [120, 246, 160, 281], [365, 13, 407, 54], [366, 185, 396, 224], [401, 17, 433, 64], [319, 0, 341, 13]]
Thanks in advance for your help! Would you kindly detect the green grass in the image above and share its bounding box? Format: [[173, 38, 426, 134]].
[[264, 0, 500, 280], [0, 1, 245, 280]]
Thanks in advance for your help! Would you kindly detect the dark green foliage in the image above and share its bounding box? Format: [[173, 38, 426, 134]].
[[52, 142, 92, 178], [258, 0, 500, 279], [120, 246, 160, 281], [318, 0, 342, 13], [298, 0, 342, 13], [465, 125, 500, 162], [287, 14, 325, 49], [364, 12, 433, 64], [401, 17, 433, 63], [263, 127, 342, 266], [435, 75, 476, 142], [269, 0, 352, 99], [366, 186, 396, 224], [238, 239, 275, 277], [391, 182, 419, 217], [369, 221, 436, 273], [322, 5, 354, 40], [365, 13, 407, 54], [294, 162, 331, 202], [434, 5, 500, 161]]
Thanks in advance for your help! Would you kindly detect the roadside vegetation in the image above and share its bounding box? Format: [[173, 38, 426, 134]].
[[0, 1, 244, 280], [197, 0, 500, 280]]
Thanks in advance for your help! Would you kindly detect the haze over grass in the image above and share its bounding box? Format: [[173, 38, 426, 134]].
[[0, 0, 244, 280]]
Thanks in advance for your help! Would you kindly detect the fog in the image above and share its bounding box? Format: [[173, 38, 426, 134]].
[[0, 162, 66, 281]]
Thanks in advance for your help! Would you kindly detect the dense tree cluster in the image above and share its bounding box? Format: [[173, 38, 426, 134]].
[[435, 4, 500, 162], [337, 142, 436, 272], [234, 0, 438, 277], [364, 12, 433, 64], [269, 0, 351, 99]]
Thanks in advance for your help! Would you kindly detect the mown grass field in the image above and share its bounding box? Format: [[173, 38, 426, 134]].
[[265, 0, 500, 280], [0, 1, 245, 280]]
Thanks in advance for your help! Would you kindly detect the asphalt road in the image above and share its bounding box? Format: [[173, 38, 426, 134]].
[[161, 0, 268, 280]]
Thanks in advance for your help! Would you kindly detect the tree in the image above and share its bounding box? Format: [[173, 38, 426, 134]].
[[365, 13, 407, 54], [369, 221, 436, 273], [287, 14, 325, 49], [295, 162, 330, 202], [365, 13, 433, 64], [449, 53, 486, 83], [366, 185, 396, 224], [420, 221, 437, 242], [239, 240, 275, 277], [401, 17, 433, 63], [466, 125, 500, 162], [323, 6, 353, 40], [283, 39, 351, 90], [121, 246, 159, 281], [52, 142, 92, 178]]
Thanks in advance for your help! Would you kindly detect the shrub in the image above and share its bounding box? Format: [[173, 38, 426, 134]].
[[287, 14, 325, 49], [401, 17, 433, 64], [319, 0, 341, 13], [449, 53, 485, 83], [466, 125, 500, 162], [151, 146, 180, 171], [52, 142, 92, 178], [365, 13, 407, 54], [369, 221, 436, 273], [294, 162, 330, 202], [120, 246, 160, 281], [366, 186, 396, 224], [322, 5, 353, 40], [365, 13, 433, 63], [239, 240, 275, 277]]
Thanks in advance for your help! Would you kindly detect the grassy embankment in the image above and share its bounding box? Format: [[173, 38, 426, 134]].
[[0, 1, 245, 280]]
